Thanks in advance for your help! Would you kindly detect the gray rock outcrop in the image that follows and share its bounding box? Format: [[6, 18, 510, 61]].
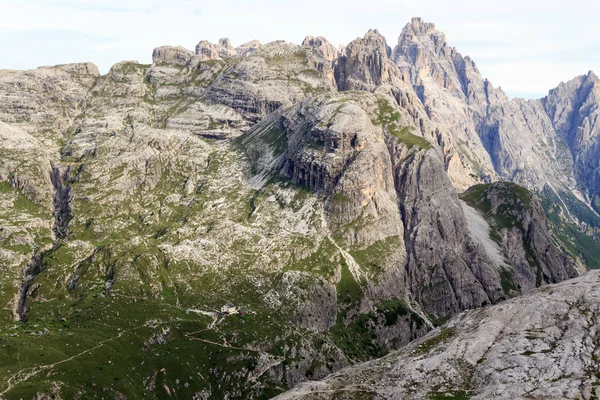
[[276, 270, 600, 400]]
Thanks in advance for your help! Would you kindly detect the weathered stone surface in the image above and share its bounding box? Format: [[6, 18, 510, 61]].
[[335, 29, 396, 92], [543, 72, 600, 211], [394, 148, 503, 319], [194, 39, 236, 60], [241, 92, 572, 324], [276, 270, 600, 400], [462, 182, 578, 293], [152, 45, 194, 66], [236, 39, 262, 56]]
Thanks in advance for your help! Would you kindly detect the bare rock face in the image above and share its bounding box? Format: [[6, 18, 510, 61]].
[[77, 40, 338, 141], [392, 18, 498, 190], [218, 38, 235, 51], [0, 62, 98, 202], [394, 148, 504, 319], [335, 29, 396, 92], [302, 36, 338, 63], [236, 39, 261, 56], [302, 36, 338, 84], [241, 92, 570, 325], [276, 271, 600, 400], [543, 72, 600, 210], [202, 41, 337, 125], [479, 95, 576, 190], [241, 92, 410, 303], [194, 39, 237, 60], [152, 45, 194, 66], [391, 17, 589, 204]]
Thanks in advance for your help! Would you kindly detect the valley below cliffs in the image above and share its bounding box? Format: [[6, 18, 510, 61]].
[[0, 17, 599, 400]]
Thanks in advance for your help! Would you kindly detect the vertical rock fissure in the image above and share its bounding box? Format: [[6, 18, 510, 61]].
[[12, 165, 74, 322], [385, 141, 418, 295], [50, 165, 73, 241], [12, 255, 43, 322]]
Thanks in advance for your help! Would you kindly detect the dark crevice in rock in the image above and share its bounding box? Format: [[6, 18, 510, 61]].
[[50, 165, 73, 241], [12, 256, 43, 322], [13, 165, 74, 322]]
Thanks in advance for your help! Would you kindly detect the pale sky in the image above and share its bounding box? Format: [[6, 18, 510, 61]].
[[1, 0, 598, 98]]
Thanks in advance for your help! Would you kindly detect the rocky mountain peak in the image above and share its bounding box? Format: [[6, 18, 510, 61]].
[[236, 39, 261, 56], [585, 69, 599, 82], [45, 62, 100, 77], [402, 17, 438, 38], [392, 15, 489, 107], [195, 39, 237, 60], [361, 29, 392, 57], [395, 17, 449, 62], [152, 45, 194, 66], [393, 17, 452, 73], [218, 37, 235, 50], [302, 35, 339, 62], [2, 17, 600, 400], [334, 29, 395, 91]]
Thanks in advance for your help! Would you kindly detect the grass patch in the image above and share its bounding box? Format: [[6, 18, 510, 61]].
[[330, 192, 351, 205], [349, 236, 402, 277], [286, 237, 340, 279], [372, 98, 431, 150], [389, 126, 432, 150], [375, 299, 425, 329], [541, 186, 600, 269], [414, 328, 457, 355], [499, 267, 518, 296], [337, 260, 363, 306]]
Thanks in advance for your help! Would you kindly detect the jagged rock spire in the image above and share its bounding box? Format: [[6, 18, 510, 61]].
[[335, 29, 395, 91]]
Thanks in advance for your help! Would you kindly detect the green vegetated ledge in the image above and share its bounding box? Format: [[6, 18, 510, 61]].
[[373, 98, 432, 150], [461, 181, 600, 281], [330, 268, 427, 362], [460, 182, 542, 292], [460, 182, 532, 241]]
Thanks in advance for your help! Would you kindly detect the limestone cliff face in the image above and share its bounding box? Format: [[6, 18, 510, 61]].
[[391, 18, 498, 190], [241, 93, 573, 327], [335, 29, 396, 92], [387, 18, 600, 266], [392, 148, 503, 318], [241, 92, 410, 304], [302, 36, 338, 84], [152, 45, 194, 66], [543, 72, 600, 210], [391, 18, 575, 195]]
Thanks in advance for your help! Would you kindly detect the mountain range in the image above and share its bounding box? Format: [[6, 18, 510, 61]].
[[1, 17, 599, 399]]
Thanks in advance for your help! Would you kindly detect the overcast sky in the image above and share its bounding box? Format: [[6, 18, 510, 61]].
[[1, 0, 598, 98]]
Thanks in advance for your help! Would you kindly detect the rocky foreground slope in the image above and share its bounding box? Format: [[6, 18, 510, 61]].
[[277, 270, 600, 400], [0, 17, 598, 399]]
